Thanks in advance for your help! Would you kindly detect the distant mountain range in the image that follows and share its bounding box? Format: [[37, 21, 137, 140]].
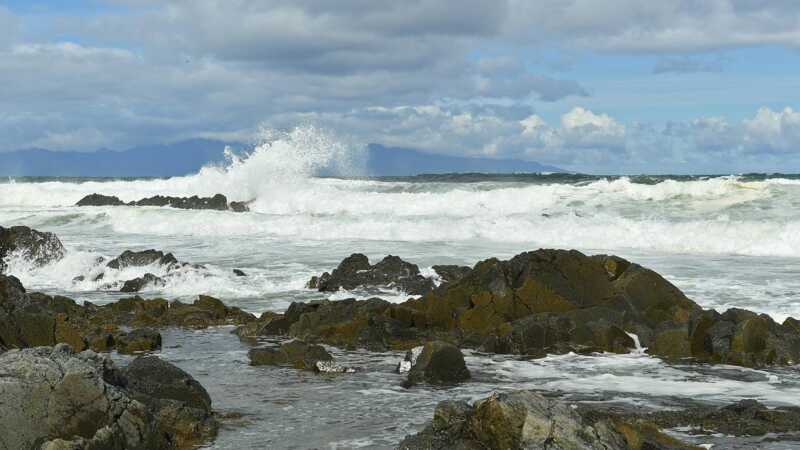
[[0, 140, 562, 177]]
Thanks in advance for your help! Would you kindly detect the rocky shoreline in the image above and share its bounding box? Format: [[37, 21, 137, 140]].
[[3, 225, 800, 449]]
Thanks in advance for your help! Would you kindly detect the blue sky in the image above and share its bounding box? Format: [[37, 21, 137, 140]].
[[1, 0, 800, 173]]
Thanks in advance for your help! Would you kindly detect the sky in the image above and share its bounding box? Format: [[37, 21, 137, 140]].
[[1, 0, 800, 174]]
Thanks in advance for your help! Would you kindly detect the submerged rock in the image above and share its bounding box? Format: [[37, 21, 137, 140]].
[[648, 399, 800, 437], [0, 225, 65, 273], [397, 390, 700, 450], [248, 340, 334, 371], [0, 344, 218, 450], [403, 341, 470, 387], [309, 253, 436, 295], [75, 193, 125, 206]]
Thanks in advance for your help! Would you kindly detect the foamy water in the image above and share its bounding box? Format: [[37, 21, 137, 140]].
[[3, 126, 800, 449]]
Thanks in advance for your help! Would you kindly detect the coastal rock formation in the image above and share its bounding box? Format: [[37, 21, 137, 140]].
[[75, 193, 250, 212], [248, 249, 800, 368], [0, 225, 65, 273], [0, 344, 218, 450], [397, 390, 700, 450], [308, 254, 436, 295], [430, 264, 471, 285], [0, 274, 254, 354], [403, 341, 470, 387]]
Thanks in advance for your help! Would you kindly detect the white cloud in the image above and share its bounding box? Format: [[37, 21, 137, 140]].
[[743, 107, 800, 152]]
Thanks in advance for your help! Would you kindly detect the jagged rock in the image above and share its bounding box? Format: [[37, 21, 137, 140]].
[[0, 344, 209, 450], [107, 249, 178, 270], [248, 340, 333, 371], [75, 193, 125, 206], [120, 273, 166, 293], [431, 265, 471, 285], [0, 225, 65, 273], [309, 254, 436, 295], [76, 192, 249, 212], [131, 194, 229, 211], [1, 274, 254, 354], [404, 341, 470, 387], [252, 249, 800, 368], [397, 390, 701, 450]]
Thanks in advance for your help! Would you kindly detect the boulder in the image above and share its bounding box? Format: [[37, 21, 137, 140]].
[[0, 345, 166, 450], [397, 390, 701, 450], [107, 249, 178, 270], [248, 340, 334, 371], [115, 328, 162, 354], [431, 265, 471, 285], [75, 193, 125, 206], [404, 341, 470, 387], [131, 194, 229, 211], [120, 273, 167, 293], [123, 356, 217, 448], [309, 254, 436, 295], [0, 225, 65, 273]]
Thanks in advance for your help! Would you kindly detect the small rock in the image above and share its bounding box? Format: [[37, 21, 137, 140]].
[[120, 273, 166, 293], [233, 269, 247, 277], [404, 341, 470, 387]]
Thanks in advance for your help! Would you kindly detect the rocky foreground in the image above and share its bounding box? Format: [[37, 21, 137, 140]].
[[4, 225, 800, 448]]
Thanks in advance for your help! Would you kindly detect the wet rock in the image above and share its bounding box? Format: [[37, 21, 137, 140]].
[[396, 346, 423, 373], [115, 328, 162, 354], [0, 345, 166, 450], [403, 341, 470, 387], [75, 193, 125, 206], [123, 356, 218, 448], [0, 225, 65, 273], [649, 399, 800, 437], [397, 390, 700, 450], [431, 265, 471, 285], [233, 269, 247, 277], [120, 273, 167, 292], [1, 274, 253, 354], [309, 254, 436, 295], [248, 339, 334, 371], [107, 249, 179, 270], [229, 201, 250, 212], [131, 193, 230, 211]]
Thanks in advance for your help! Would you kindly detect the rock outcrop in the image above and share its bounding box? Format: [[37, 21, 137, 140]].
[[75, 193, 250, 212], [107, 249, 179, 270], [648, 399, 800, 437], [248, 340, 333, 371], [308, 254, 436, 295], [121, 273, 167, 293], [0, 274, 254, 354], [247, 249, 800, 368], [0, 344, 218, 450], [397, 390, 701, 450], [0, 225, 65, 273]]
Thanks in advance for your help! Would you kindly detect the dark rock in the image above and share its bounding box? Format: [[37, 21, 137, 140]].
[[131, 194, 229, 211], [310, 254, 436, 295], [75, 193, 125, 206], [233, 269, 247, 277], [124, 356, 212, 412], [0, 225, 65, 273], [229, 201, 250, 212], [404, 341, 470, 387], [248, 340, 333, 371], [120, 273, 167, 293], [0, 345, 167, 449], [115, 328, 162, 354], [107, 249, 179, 269], [397, 390, 699, 450], [432, 265, 471, 285], [649, 399, 800, 437]]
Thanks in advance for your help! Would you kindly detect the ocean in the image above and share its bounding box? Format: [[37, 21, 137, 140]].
[[2, 135, 800, 448]]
